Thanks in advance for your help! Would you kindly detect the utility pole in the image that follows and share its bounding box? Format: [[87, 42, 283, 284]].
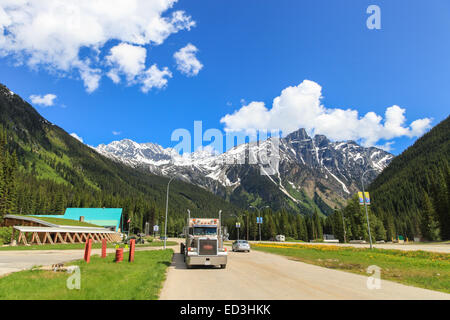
[[164, 176, 176, 249], [362, 169, 377, 250]]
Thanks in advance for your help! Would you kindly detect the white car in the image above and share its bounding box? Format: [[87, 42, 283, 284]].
[[232, 240, 251, 252]]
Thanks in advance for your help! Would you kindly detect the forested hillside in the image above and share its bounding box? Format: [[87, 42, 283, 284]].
[[0, 84, 239, 234], [368, 116, 450, 240]]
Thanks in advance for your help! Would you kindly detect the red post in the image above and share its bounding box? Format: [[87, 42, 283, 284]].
[[129, 239, 135, 262], [115, 248, 124, 263], [101, 238, 107, 258], [84, 238, 93, 263]]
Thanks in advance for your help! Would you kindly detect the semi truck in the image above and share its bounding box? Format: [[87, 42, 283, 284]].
[[180, 216, 228, 269]]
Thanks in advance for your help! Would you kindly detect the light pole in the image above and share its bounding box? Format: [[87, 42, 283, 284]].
[[164, 175, 176, 249], [339, 191, 347, 243], [362, 169, 377, 249], [341, 212, 347, 243], [218, 210, 222, 247], [249, 205, 269, 242]]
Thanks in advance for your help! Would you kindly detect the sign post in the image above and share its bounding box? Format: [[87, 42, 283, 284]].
[[361, 168, 376, 249], [256, 217, 263, 242], [236, 222, 241, 241]]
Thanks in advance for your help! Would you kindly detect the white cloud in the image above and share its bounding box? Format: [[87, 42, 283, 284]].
[[140, 64, 172, 93], [0, 0, 195, 92], [220, 80, 432, 149], [112, 131, 121, 136], [70, 133, 83, 143], [174, 43, 203, 76], [107, 43, 147, 83], [29, 94, 57, 107]]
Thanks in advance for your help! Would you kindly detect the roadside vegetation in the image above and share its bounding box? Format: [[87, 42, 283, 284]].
[[0, 249, 173, 300], [252, 243, 450, 293], [17, 215, 101, 227]]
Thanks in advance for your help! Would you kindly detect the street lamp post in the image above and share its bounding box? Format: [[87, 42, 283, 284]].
[[164, 176, 176, 249], [362, 169, 377, 250], [246, 214, 249, 241], [249, 205, 269, 242], [342, 213, 347, 243], [339, 191, 347, 243]]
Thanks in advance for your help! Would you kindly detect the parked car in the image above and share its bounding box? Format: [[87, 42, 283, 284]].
[[232, 240, 251, 252]]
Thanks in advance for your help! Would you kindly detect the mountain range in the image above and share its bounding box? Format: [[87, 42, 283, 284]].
[[0, 83, 239, 221], [96, 128, 393, 215]]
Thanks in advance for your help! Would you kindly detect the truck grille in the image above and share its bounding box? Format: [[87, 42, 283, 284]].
[[198, 239, 217, 256]]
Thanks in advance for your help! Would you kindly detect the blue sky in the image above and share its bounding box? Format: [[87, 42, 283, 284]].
[[1, 0, 449, 155]]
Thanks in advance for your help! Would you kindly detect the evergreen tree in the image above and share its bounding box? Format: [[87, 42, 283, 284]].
[[420, 192, 440, 241]]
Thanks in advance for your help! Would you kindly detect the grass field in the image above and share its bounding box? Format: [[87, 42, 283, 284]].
[[10, 215, 101, 227], [252, 243, 450, 293], [0, 249, 173, 300], [0, 241, 178, 251]]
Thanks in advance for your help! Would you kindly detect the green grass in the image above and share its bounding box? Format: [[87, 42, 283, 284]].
[[253, 243, 450, 293], [10, 215, 101, 227], [0, 241, 178, 251], [33, 216, 101, 227], [0, 249, 173, 300]]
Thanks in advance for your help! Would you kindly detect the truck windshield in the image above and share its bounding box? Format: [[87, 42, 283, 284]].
[[193, 227, 217, 236]]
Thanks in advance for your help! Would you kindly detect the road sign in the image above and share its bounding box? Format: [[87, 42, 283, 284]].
[[358, 192, 364, 205], [257, 217, 263, 224], [364, 192, 370, 205], [358, 192, 371, 205], [236, 222, 241, 228], [153, 225, 159, 232]]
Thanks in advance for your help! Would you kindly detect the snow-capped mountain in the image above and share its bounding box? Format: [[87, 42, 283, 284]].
[[96, 129, 393, 215]]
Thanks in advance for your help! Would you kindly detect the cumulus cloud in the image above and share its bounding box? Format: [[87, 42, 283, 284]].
[[220, 80, 432, 149], [0, 0, 195, 92], [174, 43, 203, 76], [105, 42, 172, 92], [29, 94, 57, 107], [70, 133, 83, 143], [106, 43, 147, 83], [140, 64, 172, 93]]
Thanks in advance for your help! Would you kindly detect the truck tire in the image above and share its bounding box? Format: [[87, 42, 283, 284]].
[[220, 264, 227, 269], [180, 243, 185, 254]]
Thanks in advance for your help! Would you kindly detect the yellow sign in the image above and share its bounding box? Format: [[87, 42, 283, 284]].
[[358, 192, 371, 205]]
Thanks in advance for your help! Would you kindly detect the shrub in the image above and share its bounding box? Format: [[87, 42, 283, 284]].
[[0, 227, 13, 245]]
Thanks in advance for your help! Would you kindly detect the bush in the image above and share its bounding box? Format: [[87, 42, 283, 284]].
[[0, 227, 13, 245]]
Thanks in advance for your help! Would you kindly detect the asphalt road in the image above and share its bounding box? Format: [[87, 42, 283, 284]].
[[159, 246, 450, 300]]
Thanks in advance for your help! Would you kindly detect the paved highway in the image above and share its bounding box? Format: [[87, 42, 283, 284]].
[[160, 246, 450, 300]]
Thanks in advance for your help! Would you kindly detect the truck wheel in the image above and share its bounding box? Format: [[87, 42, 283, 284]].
[[220, 264, 227, 269], [186, 264, 192, 269], [180, 243, 185, 254]]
